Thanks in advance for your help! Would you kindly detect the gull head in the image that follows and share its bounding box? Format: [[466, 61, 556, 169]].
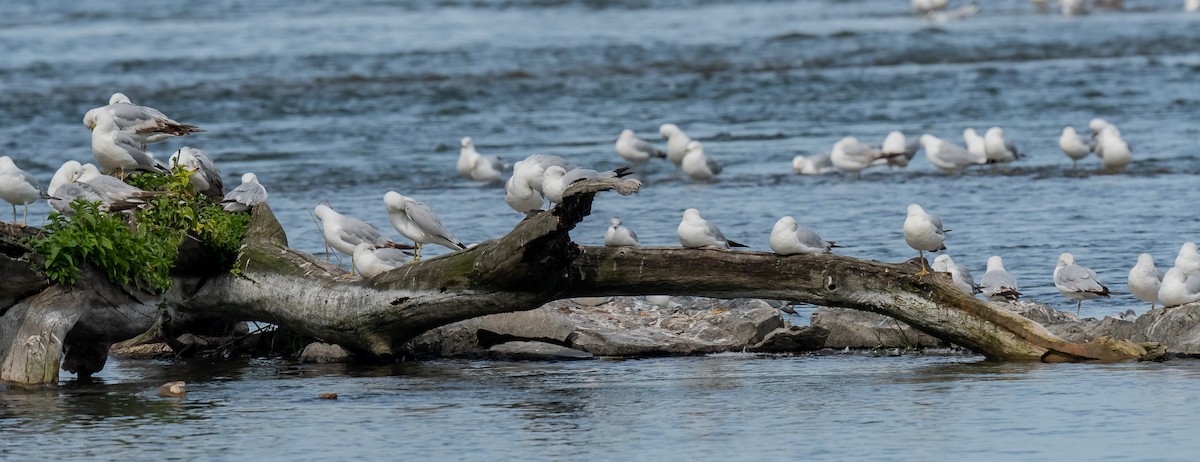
[[987, 256, 1005, 271], [170, 146, 200, 170], [1136, 253, 1154, 268], [460, 136, 473, 148], [543, 165, 567, 180], [659, 123, 680, 139], [353, 242, 374, 258], [934, 254, 953, 266], [918, 134, 938, 147], [1088, 118, 1110, 133], [963, 128, 978, 139], [313, 203, 335, 221], [241, 172, 258, 184], [383, 191, 408, 212], [1062, 126, 1077, 137], [683, 208, 702, 221], [882, 131, 905, 152], [83, 109, 99, 131], [109, 92, 131, 104], [906, 203, 926, 216], [619, 129, 634, 141], [610, 216, 622, 228], [1057, 252, 1075, 268], [50, 160, 84, 193], [80, 163, 103, 179], [791, 155, 806, 173], [986, 127, 1004, 139], [0, 156, 14, 170], [1177, 242, 1200, 268], [773, 216, 798, 233]]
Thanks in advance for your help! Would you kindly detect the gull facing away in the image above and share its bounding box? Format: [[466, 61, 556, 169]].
[[615, 129, 665, 163], [984, 127, 1021, 172], [792, 154, 837, 175], [1095, 129, 1132, 172], [681, 141, 722, 181], [604, 216, 639, 247], [903, 204, 947, 276], [659, 123, 693, 166], [678, 208, 747, 250], [920, 134, 985, 174], [830, 137, 888, 177], [541, 165, 634, 204], [83, 93, 204, 149], [457, 137, 505, 182], [1089, 118, 1120, 139], [769, 216, 837, 255], [980, 256, 1021, 302], [352, 243, 410, 278], [313, 203, 401, 265], [881, 131, 920, 169], [1054, 252, 1111, 316], [1128, 253, 1164, 309], [1059, 127, 1091, 169], [169, 146, 224, 198], [932, 255, 980, 295], [0, 156, 55, 225], [963, 128, 987, 166], [504, 154, 576, 213], [384, 191, 467, 261], [1159, 243, 1200, 308], [88, 109, 170, 177], [221, 173, 268, 212]]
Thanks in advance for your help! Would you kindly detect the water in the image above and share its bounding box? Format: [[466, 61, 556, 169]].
[[2, 0, 1200, 458]]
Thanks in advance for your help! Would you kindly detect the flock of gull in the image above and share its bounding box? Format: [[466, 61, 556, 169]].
[[0, 93, 1196, 316], [913, 0, 1199, 19]]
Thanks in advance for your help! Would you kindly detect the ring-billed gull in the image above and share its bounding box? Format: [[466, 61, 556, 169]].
[[353, 243, 410, 278], [169, 147, 224, 198], [1060, 0, 1089, 16], [76, 163, 166, 208], [313, 203, 400, 260], [678, 208, 747, 249], [984, 127, 1020, 172], [48, 183, 110, 216], [1159, 243, 1200, 308], [1188, 0, 1200, 12], [1094, 130, 1132, 171], [659, 124, 693, 166], [88, 109, 169, 177], [769, 216, 837, 255], [0, 156, 55, 225], [912, 0, 949, 13], [1059, 127, 1091, 169], [83, 93, 204, 149], [980, 256, 1021, 301], [221, 173, 267, 212], [1089, 118, 1120, 138], [681, 141, 722, 180], [384, 191, 466, 261], [1128, 253, 1164, 309], [903, 204, 947, 276], [541, 165, 633, 204], [1054, 252, 1111, 316], [792, 153, 836, 175], [920, 134, 985, 174], [962, 128, 986, 165], [604, 216, 639, 247], [457, 137, 505, 182], [615, 129, 665, 163], [881, 131, 919, 170], [830, 137, 888, 177], [504, 154, 575, 213], [932, 255, 980, 295]]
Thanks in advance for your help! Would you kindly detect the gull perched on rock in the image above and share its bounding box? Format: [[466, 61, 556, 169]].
[[504, 154, 575, 213], [384, 191, 467, 261], [678, 208, 747, 249], [980, 256, 1021, 301], [830, 137, 888, 177], [1054, 252, 1111, 316], [659, 123, 693, 166], [1128, 253, 1165, 309], [169, 147, 224, 198], [615, 129, 665, 163], [769, 216, 837, 255], [903, 204, 947, 276], [604, 216, 639, 247], [313, 203, 401, 264], [1059, 126, 1091, 169], [541, 165, 634, 204], [83, 93, 204, 149], [932, 255, 980, 295], [1159, 243, 1200, 308], [984, 127, 1020, 172], [352, 243, 410, 278], [920, 134, 985, 174], [681, 141, 722, 181], [792, 154, 836, 175], [456, 137, 505, 182], [0, 156, 55, 225], [881, 131, 919, 169], [221, 173, 267, 212], [88, 109, 170, 177]]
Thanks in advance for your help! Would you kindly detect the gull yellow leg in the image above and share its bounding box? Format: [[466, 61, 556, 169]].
[[915, 250, 930, 276]]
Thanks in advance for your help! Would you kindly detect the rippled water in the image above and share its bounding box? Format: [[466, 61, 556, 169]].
[[2, 0, 1200, 458]]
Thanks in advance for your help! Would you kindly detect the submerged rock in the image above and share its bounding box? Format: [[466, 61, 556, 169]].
[[299, 342, 354, 363], [749, 325, 829, 353], [488, 341, 593, 360]]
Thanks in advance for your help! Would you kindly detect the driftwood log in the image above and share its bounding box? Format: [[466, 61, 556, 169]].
[[0, 178, 1154, 386]]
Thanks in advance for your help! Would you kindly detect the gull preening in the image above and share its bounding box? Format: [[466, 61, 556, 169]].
[[830, 136, 887, 177], [963, 129, 987, 166], [604, 216, 639, 247], [681, 141, 722, 180], [615, 129, 665, 163], [1059, 126, 1091, 169], [1094, 129, 1132, 172], [169, 147, 224, 198], [0, 156, 54, 225], [980, 256, 1021, 301], [903, 204, 947, 275], [313, 203, 398, 261], [1127, 253, 1164, 309], [678, 208, 747, 249], [384, 191, 467, 261], [221, 173, 268, 212], [659, 123, 693, 166], [881, 131, 920, 170], [504, 154, 575, 213], [932, 255, 980, 295], [769, 216, 837, 255], [352, 243, 410, 278], [1054, 252, 1111, 316], [83, 93, 204, 149], [920, 134, 985, 174], [88, 109, 170, 177], [457, 137, 505, 182], [541, 165, 633, 204], [984, 127, 1020, 172], [792, 154, 836, 175], [1158, 243, 1200, 308]]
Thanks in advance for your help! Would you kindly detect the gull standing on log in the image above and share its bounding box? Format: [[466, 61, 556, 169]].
[[903, 204, 947, 276], [313, 203, 401, 265], [1128, 253, 1164, 309], [615, 129, 665, 162], [769, 216, 837, 255], [980, 256, 1021, 301], [83, 93, 204, 149], [384, 191, 467, 261], [681, 141, 722, 181], [1059, 127, 1091, 170], [678, 208, 747, 249], [932, 255, 980, 295], [1159, 243, 1200, 308], [604, 216, 639, 247], [169, 147, 224, 198], [0, 156, 54, 225], [504, 154, 575, 213], [88, 109, 169, 177], [221, 173, 267, 212], [659, 123, 693, 166], [352, 243, 410, 278], [1054, 252, 1111, 316]]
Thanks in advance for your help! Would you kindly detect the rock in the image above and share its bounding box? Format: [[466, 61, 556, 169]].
[[475, 309, 577, 344], [570, 297, 611, 306], [811, 307, 942, 349], [157, 381, 186, 398], [317, 392, 338, 400], [109, 342, 174, 359], [298, 342, 354, 363], [488, 341, 593, 361], [1132, 303, 1200, 355], [997, 300, 1077, 325], [749, 326, 830, 353]]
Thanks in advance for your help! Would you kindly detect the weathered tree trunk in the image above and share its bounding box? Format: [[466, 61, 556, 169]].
[[0, 178, 1153, 386]]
